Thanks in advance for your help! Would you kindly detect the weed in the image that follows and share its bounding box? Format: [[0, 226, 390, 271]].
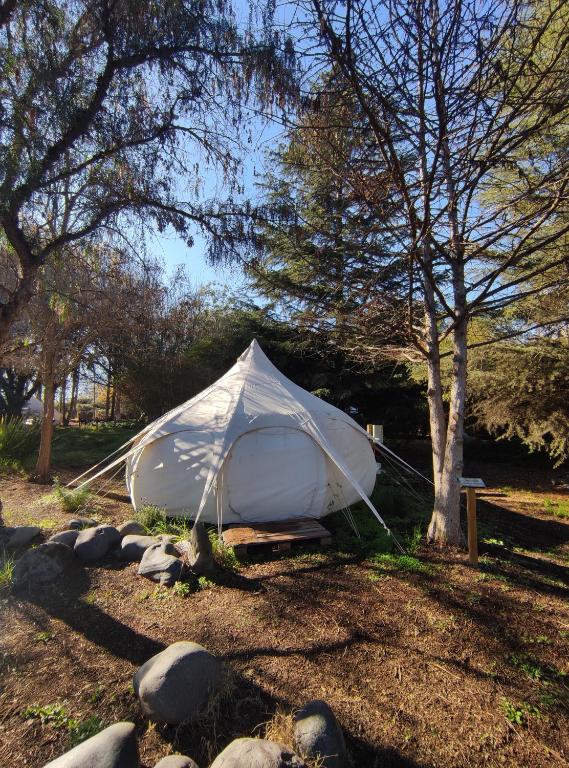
[[523, 633, 551, 646], [35, 631, 53, 644], [209, 530, 239, 571], [22, 702, 72, 728], [52, 479, 91, 513], [500, 698, 539, 727], [371, 552, 434, 575], [68, 716, 104, 747], [198, 576, 214, 590], [136, 589, 150, 602], [134, 505, 193, 540], [83, 590, 97, 605], [0, 550, 15, 591], [543, 498, 569, 520], [87, 685, 105, 704], [151, 586, 172, 600], [173, 580, 194, 597]]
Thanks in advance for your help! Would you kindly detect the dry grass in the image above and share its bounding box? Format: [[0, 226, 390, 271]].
[[264, 708, 325, 768]]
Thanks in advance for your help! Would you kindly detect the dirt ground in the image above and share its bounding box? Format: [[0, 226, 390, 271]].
[[0, 458, 567, 768]]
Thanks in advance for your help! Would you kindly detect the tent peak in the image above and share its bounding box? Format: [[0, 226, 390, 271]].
[[238, 338, 266, 363]]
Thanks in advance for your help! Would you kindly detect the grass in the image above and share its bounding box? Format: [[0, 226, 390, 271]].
[[0, 550, 15, 591], [0, 416, 41, 470], [543, 498, 569, 520], [52, 478, 92, 513], [134, 505, 191, 538], [51, 424, 138, 469], [264, 708, 325, 768]]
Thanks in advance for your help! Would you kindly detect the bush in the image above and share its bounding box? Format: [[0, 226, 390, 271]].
[[0, 416, 40, 468]]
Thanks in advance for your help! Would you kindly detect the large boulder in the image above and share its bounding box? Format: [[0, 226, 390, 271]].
[[138, 541, 183, 586], [0, 525, 41, 550], [187, 523, 214, 575], [209, 739, 305, 768], [48, 530, 80, 548], [74, 525, 120, 563], [293, 701, 346, 768], [118, 520, 147, 537], [133, 641, 220, 724], [68, 517, 98, 530], [12, 542, 73, 590], [43, 721, 138, 768], [154, 756, 199, 768], [118, 535, 160, 562]]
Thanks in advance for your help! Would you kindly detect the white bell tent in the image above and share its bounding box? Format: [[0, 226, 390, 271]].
[[75, 340, 392, 534]]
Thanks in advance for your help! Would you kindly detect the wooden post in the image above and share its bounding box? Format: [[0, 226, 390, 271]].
[[466, 487, 478, 565], [460, 477, 485, 566]]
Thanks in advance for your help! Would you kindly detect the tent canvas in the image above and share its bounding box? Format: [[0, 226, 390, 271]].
[[22, 395, 63, 424], [76, 340, 392, 535]]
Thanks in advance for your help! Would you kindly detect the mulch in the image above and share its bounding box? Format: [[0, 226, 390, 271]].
[[0, 464, 567, 768]]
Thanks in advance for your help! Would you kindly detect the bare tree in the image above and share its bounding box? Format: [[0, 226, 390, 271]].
[[292, 0, 569, 544]]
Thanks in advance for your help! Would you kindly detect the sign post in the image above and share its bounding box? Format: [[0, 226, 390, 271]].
[[459, 477, 486, 565]]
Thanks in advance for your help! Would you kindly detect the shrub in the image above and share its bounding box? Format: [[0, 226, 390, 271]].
[[52, 479, 91, 513], [0, 416, 41, 468]]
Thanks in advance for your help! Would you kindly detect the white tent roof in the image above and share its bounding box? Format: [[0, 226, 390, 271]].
[[79, 340, 391, 533]]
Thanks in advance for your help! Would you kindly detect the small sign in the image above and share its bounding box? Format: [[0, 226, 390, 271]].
[[459, 477, 486, 489]]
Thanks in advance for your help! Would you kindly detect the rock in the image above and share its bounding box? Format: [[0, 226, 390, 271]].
[[0, 525, 41, 550], [293, 701, 346, 768], [154, 756, 199, 768], [187, 523, 214, 575], [133, 641, 220, 724], [138, 541, 183, 586], [43, 721, 139, 767], [12, 542, 73, 590], [209, 739, 305, 768], [48, 530, 80, 548], [74, 525, 120, 563], [118, 520, 147, 537], [118, 535, 160, 562], [68, 517, 98, 530]]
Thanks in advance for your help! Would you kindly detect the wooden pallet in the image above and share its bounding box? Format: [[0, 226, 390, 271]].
[[222, 518, 332, 556]]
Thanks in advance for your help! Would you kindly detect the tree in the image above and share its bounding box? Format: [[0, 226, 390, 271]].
[[284, 0, 569, 544], [0, 0, 295, 344]]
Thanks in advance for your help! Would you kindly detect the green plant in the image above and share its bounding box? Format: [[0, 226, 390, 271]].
[[371, 552, 435, 575], [543, 498, 569, 520], [0, 416, 41, 468], [0, 550, 15, 591], [135, 505, 170, 535], [35, 631, 53, 644], [22, 702, 72, 728], [208, 530, 239, 571], [52, 478, 91, 513], [500, 698, 539, 726], [198, 575, 214, 590], [68, 716, 104, 747], [173, 580, 194, 597], [87, 685, 105, 704]]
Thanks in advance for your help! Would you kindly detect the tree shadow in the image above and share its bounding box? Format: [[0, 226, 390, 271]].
[[15, 561, 165, 666]]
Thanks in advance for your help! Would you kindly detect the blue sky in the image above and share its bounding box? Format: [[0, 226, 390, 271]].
[[147, 0, 293, 291]]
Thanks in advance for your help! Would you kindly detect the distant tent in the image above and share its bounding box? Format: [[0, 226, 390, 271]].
[[77, 341, 391, 533], [22, 395, 62, 424]]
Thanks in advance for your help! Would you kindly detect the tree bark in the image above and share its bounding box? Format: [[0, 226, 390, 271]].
[[69, 367, 79, 419]]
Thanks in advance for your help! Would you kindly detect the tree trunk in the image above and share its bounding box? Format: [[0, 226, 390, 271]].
[[35, 349, 56, 483], [110, 379, 117, 420], [427, 322, 468, 546], [105, 369, 111, 420], [59, 377, 67, 425], [69, 367, 79, 419]]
